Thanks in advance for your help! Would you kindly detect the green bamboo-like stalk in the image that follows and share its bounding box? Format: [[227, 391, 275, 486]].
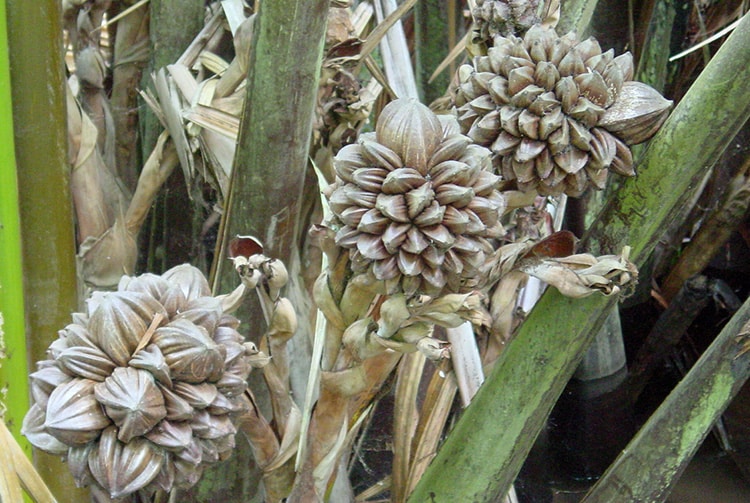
[[414, 0, 452, 105], [214, 0, 330, 280], [582, 295, 750, 502], [191, 1, 329, 501], [5, 0, 89, 500], [635, 0, 677, 91], [408, 11, 750, 503], [557, 0, 599, 35], [0, 0, 29, 452], [139, 0, 205, 274]]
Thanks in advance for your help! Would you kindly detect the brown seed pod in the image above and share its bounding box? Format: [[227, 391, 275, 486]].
[[44, 378, 112, 446], [88, 426, 165, 499], [152, 319, 225, 384], [95, 367, 167, 442], [88, 291, 168, 366]]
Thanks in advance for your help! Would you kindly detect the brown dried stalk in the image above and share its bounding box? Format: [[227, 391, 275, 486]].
[[660, 155, 750, 302]]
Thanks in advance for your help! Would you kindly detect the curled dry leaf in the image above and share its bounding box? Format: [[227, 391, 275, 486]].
[[518, 248, 637, 297]]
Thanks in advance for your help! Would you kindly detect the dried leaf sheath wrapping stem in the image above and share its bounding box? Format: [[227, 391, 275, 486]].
[[290, 257, 398, 500]]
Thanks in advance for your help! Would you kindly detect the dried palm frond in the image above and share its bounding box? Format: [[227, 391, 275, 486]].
[[0, 418, 57, 503]]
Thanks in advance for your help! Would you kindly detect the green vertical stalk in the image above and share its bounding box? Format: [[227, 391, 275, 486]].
[[0, 0, 29, 452], [215, 0, 330, 282], [190, 1, 329, 501], [414, 0, 451, 105], [139, 0, 204, 275], [635, 0, 677, 91], [5, 0, 88, 500], [409, 11, 750, 503], [558, 0, 600, 35]]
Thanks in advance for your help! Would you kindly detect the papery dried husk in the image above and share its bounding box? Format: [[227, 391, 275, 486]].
[[44, 378, 112, 446], [152, 318, 225, 383], [78, 219, 138, 291], [21, 403, 69, 454], [342, 317, 384, 360], [88, 426, 165, 499], [267, 297, 297, 342], [416, 337, 451, 360], [95, 367, 167, 442], [518, 249, 636, 297], [88, 290, 168, 366]]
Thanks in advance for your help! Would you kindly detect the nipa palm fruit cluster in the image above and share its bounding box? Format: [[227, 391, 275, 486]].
[[22, 264, 260, 501], [326, 99, 507, 297], [456, 24, 672, 196]]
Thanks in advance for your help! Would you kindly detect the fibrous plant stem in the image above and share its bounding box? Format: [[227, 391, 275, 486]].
[[6, 0, 89, 500]]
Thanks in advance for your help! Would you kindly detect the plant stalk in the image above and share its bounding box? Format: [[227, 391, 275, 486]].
[[0, 0, 28, 451], [6, 0, 89, 500], [583, 295, 750, 502]]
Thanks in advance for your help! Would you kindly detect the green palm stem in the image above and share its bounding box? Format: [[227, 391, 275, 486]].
[[408, 10, 750, 503], [557, 0, 599, 35], [193, 0, 330, 500], [5, 0, 89, 500], [0, 0, 28, 452], [583, 294, 750, 502]]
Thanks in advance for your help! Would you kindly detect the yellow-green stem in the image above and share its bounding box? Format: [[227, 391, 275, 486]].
[[0, 0, 29, 451], [6, 0, 88, 500]]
